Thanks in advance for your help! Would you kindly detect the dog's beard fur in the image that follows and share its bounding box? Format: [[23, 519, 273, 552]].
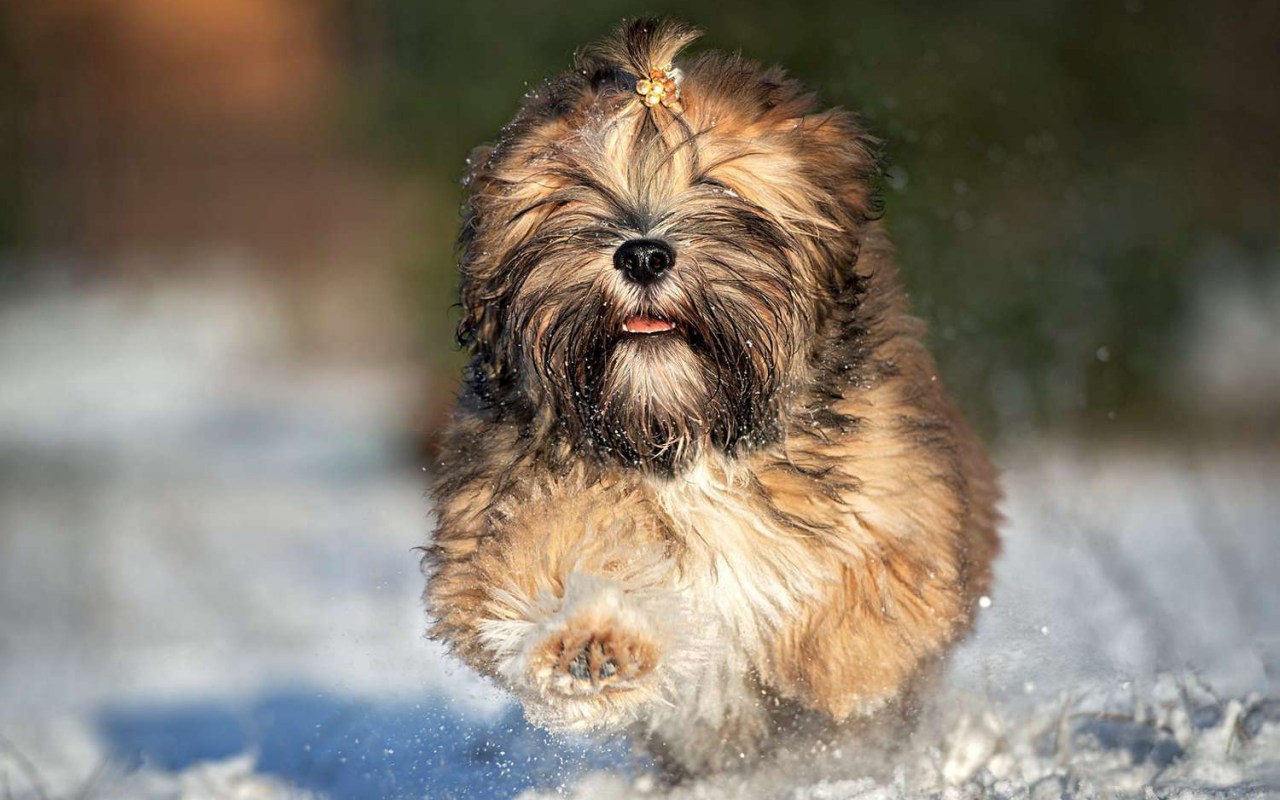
[[456, 22, 880, 473], [512, 211, 800, 472]]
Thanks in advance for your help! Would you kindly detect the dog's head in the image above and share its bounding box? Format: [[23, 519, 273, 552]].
[[456, 19, 881, 472]]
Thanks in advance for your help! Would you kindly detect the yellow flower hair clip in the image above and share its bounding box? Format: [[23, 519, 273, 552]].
[[635, 66, 684, 114]]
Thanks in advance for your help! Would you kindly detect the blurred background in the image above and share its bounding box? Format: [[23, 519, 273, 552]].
[[0, 2, 1277, 799]]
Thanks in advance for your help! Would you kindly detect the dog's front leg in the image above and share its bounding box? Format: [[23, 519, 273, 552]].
[[427, 491, 692, 732]]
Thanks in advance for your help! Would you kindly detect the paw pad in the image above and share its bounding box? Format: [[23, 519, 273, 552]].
[[538, 628, 657, 695]]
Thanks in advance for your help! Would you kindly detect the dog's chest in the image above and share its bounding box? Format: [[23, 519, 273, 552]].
[[651, 462, 834, 649]]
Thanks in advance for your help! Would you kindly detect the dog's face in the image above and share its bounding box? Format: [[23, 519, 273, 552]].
[[456, 20, 881, 472]]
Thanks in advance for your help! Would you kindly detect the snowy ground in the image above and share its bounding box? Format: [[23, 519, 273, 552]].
[[0, 277, 1276, 799]]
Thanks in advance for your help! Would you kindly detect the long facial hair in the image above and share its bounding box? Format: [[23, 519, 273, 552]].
[[498, 152, 806, 472], [454, 19, 880, 474]]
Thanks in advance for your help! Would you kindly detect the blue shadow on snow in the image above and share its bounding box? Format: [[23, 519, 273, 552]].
[[97, 690, 638, 799]]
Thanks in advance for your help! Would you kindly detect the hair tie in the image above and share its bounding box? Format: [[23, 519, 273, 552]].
[[635, 66, 684, 114]]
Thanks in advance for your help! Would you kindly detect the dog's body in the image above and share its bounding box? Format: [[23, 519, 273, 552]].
[[424, 20, 999, 775]]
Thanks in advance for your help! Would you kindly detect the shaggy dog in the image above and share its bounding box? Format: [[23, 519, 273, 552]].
[[423, 19, 1000, 776]]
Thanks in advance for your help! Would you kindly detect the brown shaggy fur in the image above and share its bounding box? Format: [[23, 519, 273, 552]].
[[423, 19, 1000, 776]]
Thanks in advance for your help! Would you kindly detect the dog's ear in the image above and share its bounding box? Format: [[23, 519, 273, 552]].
[[790, 109, 884, 227]]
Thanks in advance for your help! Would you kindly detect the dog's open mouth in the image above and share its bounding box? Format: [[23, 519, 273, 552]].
[[621, 315, 677, 335]]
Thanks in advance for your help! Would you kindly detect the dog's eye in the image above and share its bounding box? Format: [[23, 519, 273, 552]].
[[696, 176, 729, 191]]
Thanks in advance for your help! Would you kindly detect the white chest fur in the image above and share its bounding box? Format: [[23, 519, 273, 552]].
[[650, 458, 835, 656]]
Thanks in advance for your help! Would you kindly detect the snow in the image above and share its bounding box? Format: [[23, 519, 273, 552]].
[[0, 276, 1276, 799]]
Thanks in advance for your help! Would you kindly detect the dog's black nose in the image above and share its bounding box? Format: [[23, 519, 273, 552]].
[[614, 239, 675, 285]]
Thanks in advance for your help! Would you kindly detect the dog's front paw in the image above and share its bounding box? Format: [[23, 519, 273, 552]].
[[530, 619, 658, 697], [480, 572, 692, 731], [481, 573, 696, 732], [515, 613, 666, 730]]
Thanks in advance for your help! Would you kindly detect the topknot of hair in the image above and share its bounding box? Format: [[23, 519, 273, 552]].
[[579, 18, 702, 79]]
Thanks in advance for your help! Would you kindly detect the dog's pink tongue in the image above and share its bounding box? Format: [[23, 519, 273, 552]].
[[623, 316, 675, 334]]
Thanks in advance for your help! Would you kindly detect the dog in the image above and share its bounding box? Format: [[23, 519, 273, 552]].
[[423, 18, 1000, 776]]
